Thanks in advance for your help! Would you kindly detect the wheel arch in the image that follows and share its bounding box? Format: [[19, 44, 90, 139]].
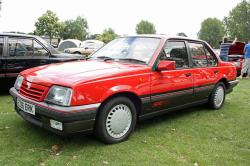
[[95, 91, 142, 121], [217, 78, 229, 89], [73, 51, 81, 54]]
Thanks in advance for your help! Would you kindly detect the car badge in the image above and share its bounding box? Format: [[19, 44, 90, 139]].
[[27, 82, 31, 89]]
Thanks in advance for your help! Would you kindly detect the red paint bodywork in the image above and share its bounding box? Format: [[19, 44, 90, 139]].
[[20, 35, 237, 108]]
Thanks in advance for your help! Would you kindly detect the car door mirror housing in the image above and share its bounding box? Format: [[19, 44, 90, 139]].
[[157, 60, 176, 71]]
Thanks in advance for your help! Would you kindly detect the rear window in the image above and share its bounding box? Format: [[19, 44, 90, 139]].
[[189, 42, 217, 67]]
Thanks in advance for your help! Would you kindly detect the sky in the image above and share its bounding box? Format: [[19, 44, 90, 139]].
[[0, 0, 243, 39]]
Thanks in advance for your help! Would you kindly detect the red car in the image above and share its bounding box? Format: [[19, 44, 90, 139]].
[[10, 35, 238, 144]]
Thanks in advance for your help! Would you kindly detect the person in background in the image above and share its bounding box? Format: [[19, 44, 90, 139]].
[[241, 40, 250, 78], [219, 37, 232, 61]]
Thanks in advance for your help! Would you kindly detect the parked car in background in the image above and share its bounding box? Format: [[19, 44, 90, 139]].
[[57, 39, 82, 52], [64, 40, 104, 56], [0, 33, 83, 88], [10, 35, 238, 144], [227, 42, 245, 77]]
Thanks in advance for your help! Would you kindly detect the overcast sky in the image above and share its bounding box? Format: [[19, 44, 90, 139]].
[[0, 0, 243, 38]]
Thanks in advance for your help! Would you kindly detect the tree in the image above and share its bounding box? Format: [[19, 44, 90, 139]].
[[136, 20, 156, 34], [224, 0, 250, 42], [61, 16, 88, 40], [87, 34, 100, 40], [34, 10, 62, 44], [198, 18, 224, 48], [96, 28, 118, 43]]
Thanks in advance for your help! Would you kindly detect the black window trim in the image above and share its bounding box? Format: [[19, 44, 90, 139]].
[[153, 39, 191, 71], [0, 36, 5, 57], [5, 36, 50, 57], [187, 41, 218, 68], [203, 43, 218, 67]]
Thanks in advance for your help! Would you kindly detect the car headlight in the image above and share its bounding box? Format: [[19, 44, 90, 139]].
[[45, 86, 72, 106], [14, 75, 24, 90], [233, 62, 241, 67]]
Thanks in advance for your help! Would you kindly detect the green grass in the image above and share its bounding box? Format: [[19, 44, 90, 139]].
[[0, 79, 250, 166]]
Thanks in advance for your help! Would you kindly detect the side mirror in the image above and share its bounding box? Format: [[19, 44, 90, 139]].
[[157, 60, 176, 71]]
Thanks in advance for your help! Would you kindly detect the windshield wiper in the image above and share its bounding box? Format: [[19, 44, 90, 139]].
[[93, 56, 115, 61], [118, 58, 146, 64]]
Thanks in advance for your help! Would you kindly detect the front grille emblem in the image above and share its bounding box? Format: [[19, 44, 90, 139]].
[[27, 82, 31, 89]]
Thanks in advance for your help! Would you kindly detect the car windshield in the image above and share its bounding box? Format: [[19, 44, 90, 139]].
[[36, 37, 59, 54], [91, 37, 161, 64]]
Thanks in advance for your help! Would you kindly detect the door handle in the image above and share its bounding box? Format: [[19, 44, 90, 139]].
[[185, 73, 192, 77], [214, 70, 219, 74]]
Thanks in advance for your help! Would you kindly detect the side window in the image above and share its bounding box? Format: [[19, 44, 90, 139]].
[[8, 38, 48, 57], [161, 41, 189, 68], [33, 40, 49, 56], [0, 37, 3, 56], [189, 42, 207, 67], [9, 38, 22, 56], [205, 46, 217, 66]]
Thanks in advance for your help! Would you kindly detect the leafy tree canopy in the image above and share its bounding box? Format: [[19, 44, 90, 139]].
[[224, 0, 250, 42], [34, 10, 62, 43], [198, 18, 224, 48], [61, 16, 88, 41], [96, 28, 118, 43], [136, 20, 156, 34]]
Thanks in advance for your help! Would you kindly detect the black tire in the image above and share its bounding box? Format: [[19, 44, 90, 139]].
[[95, 96, 137, 144], [208, 82, 226, 110]]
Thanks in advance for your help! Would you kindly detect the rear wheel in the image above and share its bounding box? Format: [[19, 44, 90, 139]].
[[95, 97, 137, 144], [208, 82, 226, 110]]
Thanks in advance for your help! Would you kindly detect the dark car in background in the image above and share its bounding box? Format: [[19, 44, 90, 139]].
[[0, 33, 83, 89]]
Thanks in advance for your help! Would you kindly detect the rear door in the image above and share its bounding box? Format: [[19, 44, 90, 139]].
[[188, 42, 219, 99], [5, 37, 50, 78]]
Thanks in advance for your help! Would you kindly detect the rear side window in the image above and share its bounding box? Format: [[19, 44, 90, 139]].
[[205, 47, 217, 66], [161, 41, 189, 68], [8, 38, 49, 57], [0, 37, 3, 56], [189, 42, 217, 67]]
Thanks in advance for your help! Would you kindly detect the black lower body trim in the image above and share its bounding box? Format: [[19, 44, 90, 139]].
[[139, 99, 208, 120]]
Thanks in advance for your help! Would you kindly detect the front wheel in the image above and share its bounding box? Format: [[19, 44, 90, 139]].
[[208, 82, 226, 110], [95, 97, 137, 144]]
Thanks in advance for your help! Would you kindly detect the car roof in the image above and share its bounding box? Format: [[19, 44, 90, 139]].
[[121, 34, 204, 43], [0, 33, 39, 39]]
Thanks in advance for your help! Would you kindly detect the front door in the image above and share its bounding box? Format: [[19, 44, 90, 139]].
[[148, 40, 194, 114], [5, 37, 50, 78]]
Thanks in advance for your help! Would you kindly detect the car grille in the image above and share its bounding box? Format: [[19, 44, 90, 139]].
[[19, 80, 49, 102]]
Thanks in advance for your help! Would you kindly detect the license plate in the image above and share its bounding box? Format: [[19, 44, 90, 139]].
[[17, 98, 35, 115]]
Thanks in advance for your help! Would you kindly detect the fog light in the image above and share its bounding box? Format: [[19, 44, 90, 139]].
[[50, 119, 63, 131]]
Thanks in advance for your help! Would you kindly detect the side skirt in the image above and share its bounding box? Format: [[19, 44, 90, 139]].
[[139, 99, 208, 121]]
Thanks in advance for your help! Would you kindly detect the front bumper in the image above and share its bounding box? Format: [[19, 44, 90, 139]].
[[9, 87, 100, 135]]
